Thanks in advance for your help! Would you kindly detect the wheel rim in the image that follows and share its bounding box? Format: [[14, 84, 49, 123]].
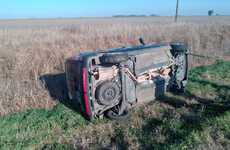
[[102, 87, 117, 102]]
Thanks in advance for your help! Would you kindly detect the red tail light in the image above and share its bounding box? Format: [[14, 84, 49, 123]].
[[82, 68, 92, 117]]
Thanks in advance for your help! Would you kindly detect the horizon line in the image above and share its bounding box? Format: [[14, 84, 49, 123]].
[[0, 15, 229, 21]]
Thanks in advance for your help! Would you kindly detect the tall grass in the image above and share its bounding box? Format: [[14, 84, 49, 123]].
[[0, 16, 230, 116]]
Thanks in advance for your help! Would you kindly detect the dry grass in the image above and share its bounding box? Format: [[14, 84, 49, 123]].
[[0, 16, 230, 116]]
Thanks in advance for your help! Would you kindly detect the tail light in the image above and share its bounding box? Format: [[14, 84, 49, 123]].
[[82, 68, 92, 117]]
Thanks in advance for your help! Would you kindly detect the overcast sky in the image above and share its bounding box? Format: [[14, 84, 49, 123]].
[[0, 0, 229, 19]]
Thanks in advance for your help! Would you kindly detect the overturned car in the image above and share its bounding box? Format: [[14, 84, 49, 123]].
[[65, 41, 188, 120]]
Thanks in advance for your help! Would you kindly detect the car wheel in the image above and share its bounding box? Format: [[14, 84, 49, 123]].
[[100, 53, 129, 64], [105, 108, 129, 121], [169, 54, 188, 93], [170, 42, 188, 53], [95, 81, 121, 106]]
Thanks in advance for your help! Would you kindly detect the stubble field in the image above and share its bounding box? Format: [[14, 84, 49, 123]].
[[0, 16, 230, 149], [0, 16, 230, 116]]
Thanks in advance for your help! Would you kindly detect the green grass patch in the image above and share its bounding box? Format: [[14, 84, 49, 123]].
[[0, 104, 87, 149], [0, 61, 230, 149]]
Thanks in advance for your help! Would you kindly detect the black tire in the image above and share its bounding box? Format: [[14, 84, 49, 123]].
[[95, 81, 121, 106], [105, 109, 129, 121], [169, 54, 188, 93], [100, 53, 129, 64], [170, 42, 188, 54]]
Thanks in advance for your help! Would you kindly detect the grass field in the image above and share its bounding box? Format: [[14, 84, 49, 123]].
[[0, 61, 229, 149], [0, 16, 230, 149], [0, 16, 230, 116]]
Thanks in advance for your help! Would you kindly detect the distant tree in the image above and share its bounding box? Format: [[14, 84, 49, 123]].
[[208, 10, 214, 16], [150, 14, 158, 17]]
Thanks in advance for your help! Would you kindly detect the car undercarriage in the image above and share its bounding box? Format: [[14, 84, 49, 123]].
[[65, 41, 188, 120]]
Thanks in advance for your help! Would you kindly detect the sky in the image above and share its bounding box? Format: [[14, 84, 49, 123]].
[[0, 0, 229, 19]]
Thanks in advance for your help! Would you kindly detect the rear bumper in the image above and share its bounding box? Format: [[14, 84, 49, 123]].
[[65, 56, 94, 120]]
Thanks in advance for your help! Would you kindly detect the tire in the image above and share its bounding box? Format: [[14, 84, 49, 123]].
[[100, 53, 129, 64], [95, 81, 121, 106], [169, 54, 188, 93], [170, 42, 188, 54], [105, 109, 129, 121]]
